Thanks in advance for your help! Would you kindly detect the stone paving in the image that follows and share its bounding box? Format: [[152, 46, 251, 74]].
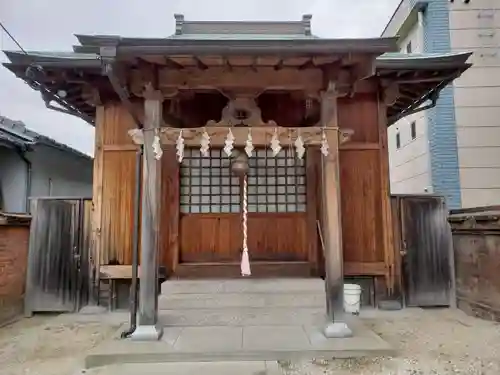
[[84, 279, 394, 368]]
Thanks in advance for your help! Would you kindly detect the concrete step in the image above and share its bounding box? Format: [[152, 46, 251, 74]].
[[159, 307, 326, 327], [159, 292, 326, 310], [161, 278, 325, 295], [84, 316, 395, 369], [80, 361, 281, 375]]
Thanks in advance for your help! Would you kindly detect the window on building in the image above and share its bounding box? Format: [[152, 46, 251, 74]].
[[410, 121, 417, 140], [396, 132, 401, 149], [406, 41, 412, 54]]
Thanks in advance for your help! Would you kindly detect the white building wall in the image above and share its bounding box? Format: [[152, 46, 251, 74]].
[[449, 1, 500, 207], [388, 20, 433, 194]]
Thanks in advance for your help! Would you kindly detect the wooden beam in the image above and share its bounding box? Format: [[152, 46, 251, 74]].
[[340, 142, 380, 150], [90, 106, 105, 305], [344, 262, 386, 276], [130, 67, 323, 93], [193, 56, 208, 70], [129, 126, 350, 148], [377, 95, 396, 295]]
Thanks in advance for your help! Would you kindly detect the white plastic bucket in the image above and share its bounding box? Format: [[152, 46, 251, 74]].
[[343, 283, 362, 314]]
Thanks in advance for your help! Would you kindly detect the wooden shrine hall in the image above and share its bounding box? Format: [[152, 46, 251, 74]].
[[3, 14, 471, 339]]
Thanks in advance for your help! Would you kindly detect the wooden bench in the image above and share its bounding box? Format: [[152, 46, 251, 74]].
[[99, 265, 167, 310]]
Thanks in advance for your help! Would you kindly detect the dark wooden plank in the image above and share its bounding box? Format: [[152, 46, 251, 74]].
[[173, 261, 312, 279]]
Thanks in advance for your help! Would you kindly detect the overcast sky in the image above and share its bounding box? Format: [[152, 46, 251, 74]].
[[0, 0, 400, 156]]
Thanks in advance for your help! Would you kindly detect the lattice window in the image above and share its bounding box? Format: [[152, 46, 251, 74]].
[[180, 148, 240, 213], [247, 148, 306, 213]]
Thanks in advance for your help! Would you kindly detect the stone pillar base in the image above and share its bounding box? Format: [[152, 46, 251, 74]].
[[130, 324, 163, 341], [323, 321, 353, 338]]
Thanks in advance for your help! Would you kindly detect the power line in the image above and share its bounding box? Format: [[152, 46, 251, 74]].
[[0, 20, 27, 54]]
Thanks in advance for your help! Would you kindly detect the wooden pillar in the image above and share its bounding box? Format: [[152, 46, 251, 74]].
[[321, 83, 352, 338], [131, 86, 163, 341], [378, 95, 396, 298], [89, 106, 105, 307]]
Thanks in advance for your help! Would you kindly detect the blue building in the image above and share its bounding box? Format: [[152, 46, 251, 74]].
[[383, 0, 500, 209]]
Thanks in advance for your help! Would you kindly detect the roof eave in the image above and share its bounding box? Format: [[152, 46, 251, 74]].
[[68, 35, 399, 55], [3, 51, 101, 68], [376, 52, 473, 70]]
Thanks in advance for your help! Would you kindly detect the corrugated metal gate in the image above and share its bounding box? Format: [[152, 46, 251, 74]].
[[392, 194, 455, 307], [24, 197, 91, 315]]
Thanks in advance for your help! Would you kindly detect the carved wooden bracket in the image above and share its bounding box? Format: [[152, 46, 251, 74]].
[[206, 95, 277, 127], [81, 85, 101, 107], [382, 82, 400, 106]]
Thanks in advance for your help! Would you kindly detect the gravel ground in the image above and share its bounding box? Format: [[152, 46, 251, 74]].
[[281, 308, 500, 375], [1, 308, 499, 375], [0, 314, 119, 375]]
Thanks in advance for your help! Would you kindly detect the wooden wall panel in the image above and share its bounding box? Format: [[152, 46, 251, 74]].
[[337, 93, 387, 274], [179, 213, 308, 263], [179, 214, 241, 262], [160, 147, 179, 274], [306, 148, 320, 274], [340, 149, 384, 263], [100, 150, 136, 265], [101, 103, 141, 146], [338, 94, 379, 143], [247, 213, 308, 261], [96, 103, 141, 266]]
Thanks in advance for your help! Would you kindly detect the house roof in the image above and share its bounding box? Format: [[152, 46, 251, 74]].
[[1, 15, 471, 126], [0, 115, 92, 159]]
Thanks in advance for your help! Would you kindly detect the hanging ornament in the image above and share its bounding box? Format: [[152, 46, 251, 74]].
[[176, 129, 185, 163], [152, 129, 163, 160], [244, 129, 254, 157], [294, 133, 305, 160], [223, 128, 235, 157], [270, 128, 282, 157], [241, 175, 251, 276], [320, 129, 329, 156], [200, 129, 211, 157]]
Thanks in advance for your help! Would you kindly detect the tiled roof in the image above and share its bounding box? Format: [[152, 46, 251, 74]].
[[0, 115, 92, 159]]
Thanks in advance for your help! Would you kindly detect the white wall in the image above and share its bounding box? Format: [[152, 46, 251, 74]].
[[28, 144, 93, 199], [388, 19, 433, 194], [449, 1, 500, 207]]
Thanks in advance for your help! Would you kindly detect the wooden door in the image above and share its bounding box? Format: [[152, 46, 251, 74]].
[[25, 199, 83, 315], [179, 148, 241, 262], [246, 148, 308, 261], [178, 148, 308, 265], [400, 196, 453, 307]]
